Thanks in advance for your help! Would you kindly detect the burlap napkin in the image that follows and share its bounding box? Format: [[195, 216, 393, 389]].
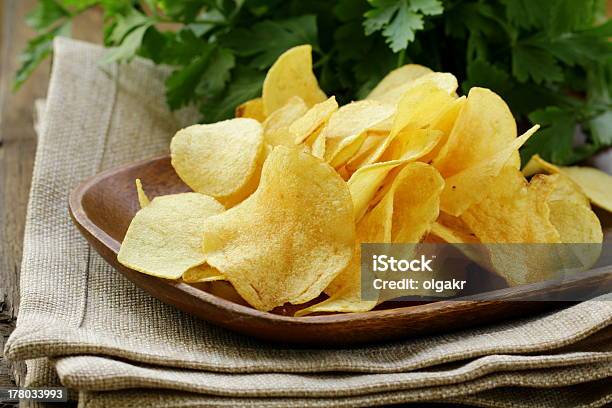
[[5, 38, 612, 407]]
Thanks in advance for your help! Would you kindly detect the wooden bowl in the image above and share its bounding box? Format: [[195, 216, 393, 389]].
[[68, 155, 612, 346]]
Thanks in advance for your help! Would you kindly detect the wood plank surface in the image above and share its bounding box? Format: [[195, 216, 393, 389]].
[[0, 0, 103, 393]]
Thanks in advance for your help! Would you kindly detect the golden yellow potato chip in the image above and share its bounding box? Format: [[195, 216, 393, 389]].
[[557, 166, 612, 213], [182, 264, 225, 283], [345, 131, 388, 172], [170, 119, 264, 207], [135, 178, 150, 208], [420, 96, 466, 163], [461, 166, 560, 244], [262, 96, 308, 147], [118, 193, 225, 279], [321, 100, 394, 167], [290, 96, 338, 144], [379, 128, 443, 162], [367, 70, 457, 107], [460, 167, 563, 285], [200, 146, 354, 311], [530, 174, 602, 243], [297, 163, 444, 316], [262, 45, 327, 115], [522, 155, 612, 212], [433, 88, 518, 177], [521, 154, 560, 177], [440, 125, 539, 216], [366, 64, 432, 102], [235, 98, 266, 122], [362, 162, 444, 242], [360, 81, 456, 167], [348, 160, 405, 222]]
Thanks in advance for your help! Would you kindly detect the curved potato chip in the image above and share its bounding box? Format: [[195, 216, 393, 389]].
[[433, 88, 518, 178], [360, 82, 456, 167], [440, 125, 539, 216], [262, 96, 308, 147], [290, 96, 338, 144], [530, 174, 602, 243], [348, 160, 405, 222], [460, 167, 562, 285], [379, 128, 443, 162], [298, 163, 444, 316], [327, 132, 368, 169], [322, 100, 394, 167], [345, 131, 388, 172], [235, 98, 266, 122], [522, 155, 612, 213], [201, 146, 355, 311], [557, 166, 612, 213], [361, 162, 444, 243], [522, 154, 560, 177], [262, 45, 327, 115], [135, 178, 150, 208], [461, 167, 560, 244], [118, 193, 225, 279], [367, 71, 457, 107], [366, 64, 433, 103], [420, 96, 466, 163], [182, 264, 225, 283], [170, 119, 264, 207]]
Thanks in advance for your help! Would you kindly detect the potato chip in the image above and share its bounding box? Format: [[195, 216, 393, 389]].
[[200, 146, 354, 311], [290, 96, 338, 144], [118, 193, 225, 279], [530, 174, 602, 243], [182, 264, 225, 283], [348, 160, 405, 222], [433, 88, 518, 177], [555, 166, 612, 213], [170, 119, 264, 207], [295, 252, 376, 316], [362, 162, 444, 242], [523, 155, 612, 212], [262, 45, 327, 115], [135, 178, 150, 208], [461, 167, 560, 244], [460, 167, 563, 285], [367, 71, 458, 107], [360, 81, 456, 167], [521, 154, 560, 177], [345, 131, 388, 172], [420, 96, 466, 163], [321, 100, 394, 167], [366, 64, 433, 103], [379, 128, 443, 162], [262, 96, 308, 147], [297, 163, 444, 316], [440, 125, 539, 216], [235, 98, 266, 122]]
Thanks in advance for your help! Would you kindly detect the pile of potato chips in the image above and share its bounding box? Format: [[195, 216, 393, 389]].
[[118, 45, 611, 315]]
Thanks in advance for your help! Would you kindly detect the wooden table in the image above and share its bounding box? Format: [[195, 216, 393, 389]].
[[0, 0, 103, 391]]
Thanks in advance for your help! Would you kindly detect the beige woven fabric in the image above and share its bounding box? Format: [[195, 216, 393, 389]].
[[4, 38, 612, 407]]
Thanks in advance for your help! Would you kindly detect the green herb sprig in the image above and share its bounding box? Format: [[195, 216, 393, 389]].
[[16, 0, 612, 165]]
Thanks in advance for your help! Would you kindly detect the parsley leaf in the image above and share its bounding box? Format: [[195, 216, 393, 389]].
[[521, 107, 578, 164], [26, 0, 69, 30], [364, 0, 443, 52], [221, 15, 318, 69], [512, 43, 564, 84], [199, 66, 265, 122], [13, 22, 71, 90]]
